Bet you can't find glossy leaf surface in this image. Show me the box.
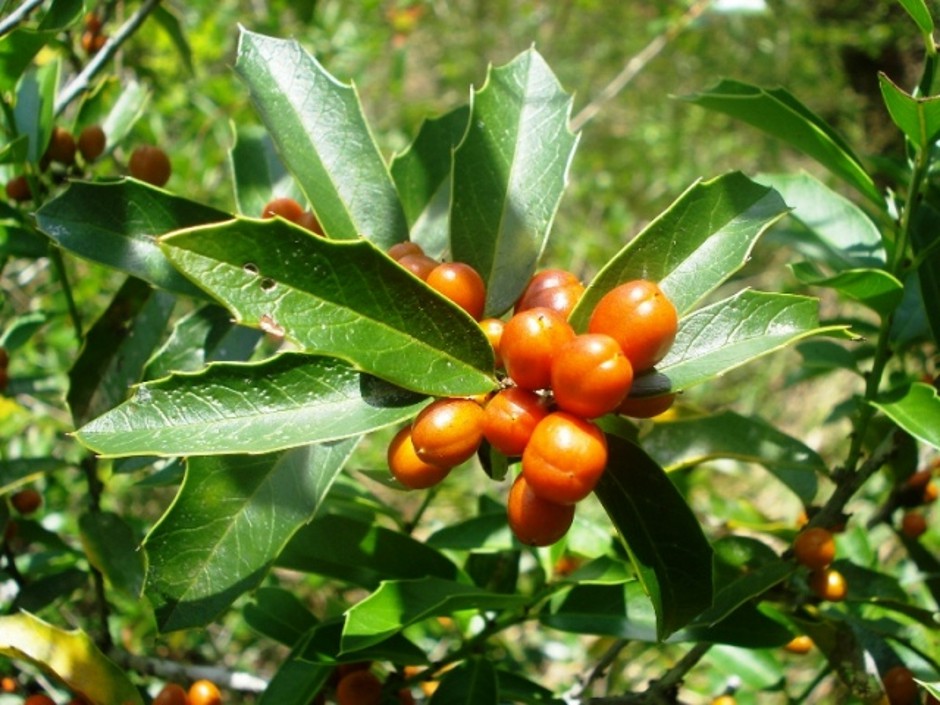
[878,72,940,150]
[872,382,940,450]
[790,263,903,317]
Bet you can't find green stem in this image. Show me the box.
[81,455,113,652]
[48,245,83,343]
[789,665,831,704]
[581,642,712,704]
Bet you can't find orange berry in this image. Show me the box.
[515,269,581,313]
[587,279,678,372]
[77,125,106,161]
[507,473,575,546]
[411,397,485,468]
[336,670,383,705]
[189,679,222,705]
[81,30,106,54]
[808,567,847,602]
[551,333,634,418]
[522,411,608,505]
[500,307,576,391]
[387,241,424,261]
[881,665,918,705]
[153,683,187,705]
[901,511,927,539]
[261,197,304,222]
[129,145,171,187]
[24,696,56,705]
[478,317,505,368]
[46,126,76,165]
[295,210,323,235]
[426,262,487,320]
[482,386,549,456]
[520,281,585,319]
[793,527,836,570]
[85,12,102,34]
[397,253,438,280]
[618,392,676,418]
[387,425,451,490]
[0,677,15,693]
[5,175,31,202]
[10,488,42,515]
[924,481,938,504]
[783,635,813,654]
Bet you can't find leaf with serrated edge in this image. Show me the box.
[451,48,579,316]
[235,28,407,247]
[76,354,424,458]
[569,172,789,327]
[658,290,850,392]
[159,218,496,396]
[0,612,143,704]
[872,382,940,451]
[145,440,356,632]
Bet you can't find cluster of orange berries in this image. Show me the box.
[897,466,937,540]
[384,241,680,547]
[307,661,423,705]
[81,11,107,55]
[153,680,222,705]
[5,124,107,202]
[792,525,847,602]
[259,196,324,235]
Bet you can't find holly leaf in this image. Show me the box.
[145,440,356,632]
[159,218,497,396]
[872,382,940,451]
[229,124,305,217]
[235,28,408,248]
[451,48,579,316]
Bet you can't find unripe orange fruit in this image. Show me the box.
[900,511,927,539]
[426,262,486,320]
[783,635,813,654]
[478,318,505,368]
[482,386,549,456]
[46,126,76,165]
[808,567,847,602]
[507,473,575,546]
[588,279,678,372]
[397,253,438,280]
[77,124,106,161]
[5,175,31,202]
[261,197,304,222]
[388,241,424,261]
[881,665,918,705]
[10,488,42,515]
[189,679,222,705]
[515,269,581,313]
[0,676,15,693]
[129,145,171,187]
[500,307,576,391]
[551,333,634,418]
[387,425,451,490]
[153,683,188,705]
[793,526,836,570]
[336,670,383,705]
[81,30,106,54]
[618,392,677,419]
[522,411,608,505]
[411,397,485,468]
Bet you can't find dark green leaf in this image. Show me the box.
[235,28,408,247]
[0,457,65,493]
[257,630,332,705]
[426,512,513,552]
[67,277,175,427]
[641,411,823,503]
[872,382,940,451]
[678,603,793,648]
[76,354,425,457]
[160,219,497,396]
[79,511,146,598]
[0,31,55,93]
[495,670,565,705]
[911,202,940,344]
[543,581,657,641]
[791,262,903,317]
[0,311,47,351]
[14,61,58,164]
[229,125,302,217]
[0,134,28,163]
[429,657,499,705]
[451,48,579,316]
[302,619,427,664]
[277,513,461,588]
[13,567,87,613]
[683,80,881,204]
[569,172,789,327]
[341,577,527,653]
[36,180,229,297]
[145,441,356,632]
[38,0,84,31]
[694,559,795,627]
[878,72,940,150]
[593,435,713,638]
[391,106,469,259]
[244,587,319,647]
[658,290,850,392]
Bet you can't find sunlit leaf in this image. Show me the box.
[878,72,940,150]
[872,382,940,451]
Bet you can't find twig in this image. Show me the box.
[114,652,269,692]
[54,0,162,116]
[0,0,45,38]
[566,638,630,701]
[570,0,713,132]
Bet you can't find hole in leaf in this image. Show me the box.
[243,263,259,275]
[260,277,276,291]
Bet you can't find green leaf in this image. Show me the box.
[683,80,881,204]
[658,290,849,392]
[257,632,332,705]
[569,172,789,327]
[0,457,66,494]
[693,559,795,627]
[593,434,713,639]
[144,440,356,632]
[160,219,497,396]
[543,581,658,641]
[229,125,302,217]
[67,277,175,427]
[872,382,940,451]
[79,511,146,598]
[756,172,885,268]
[0,310,47,350]
[341,577,527,653]
[15,61,58,164]
[235,28,407,247]
[641,411,823,503]
[76,354,426,457]
[152,4,193,74]
[793,617,886,702]
[495,670,564,705]
[450,48,579,316]
[0,30,55,93]
[878,72,940,150]
[390,105,470,259]
[790,262,903,317]
[303,618,428,664]
[277,513,460,588]
[244,587,319,647]
[0,612,143,705]
[143,304,261,380]
[13,568,87,613]
[707,644,784,690]
[36,180,229,297]
[101,80,150,149]
[429,657,499,705]
[911,202,940,345]
[38,0,84,31]
[898,0,934,35]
